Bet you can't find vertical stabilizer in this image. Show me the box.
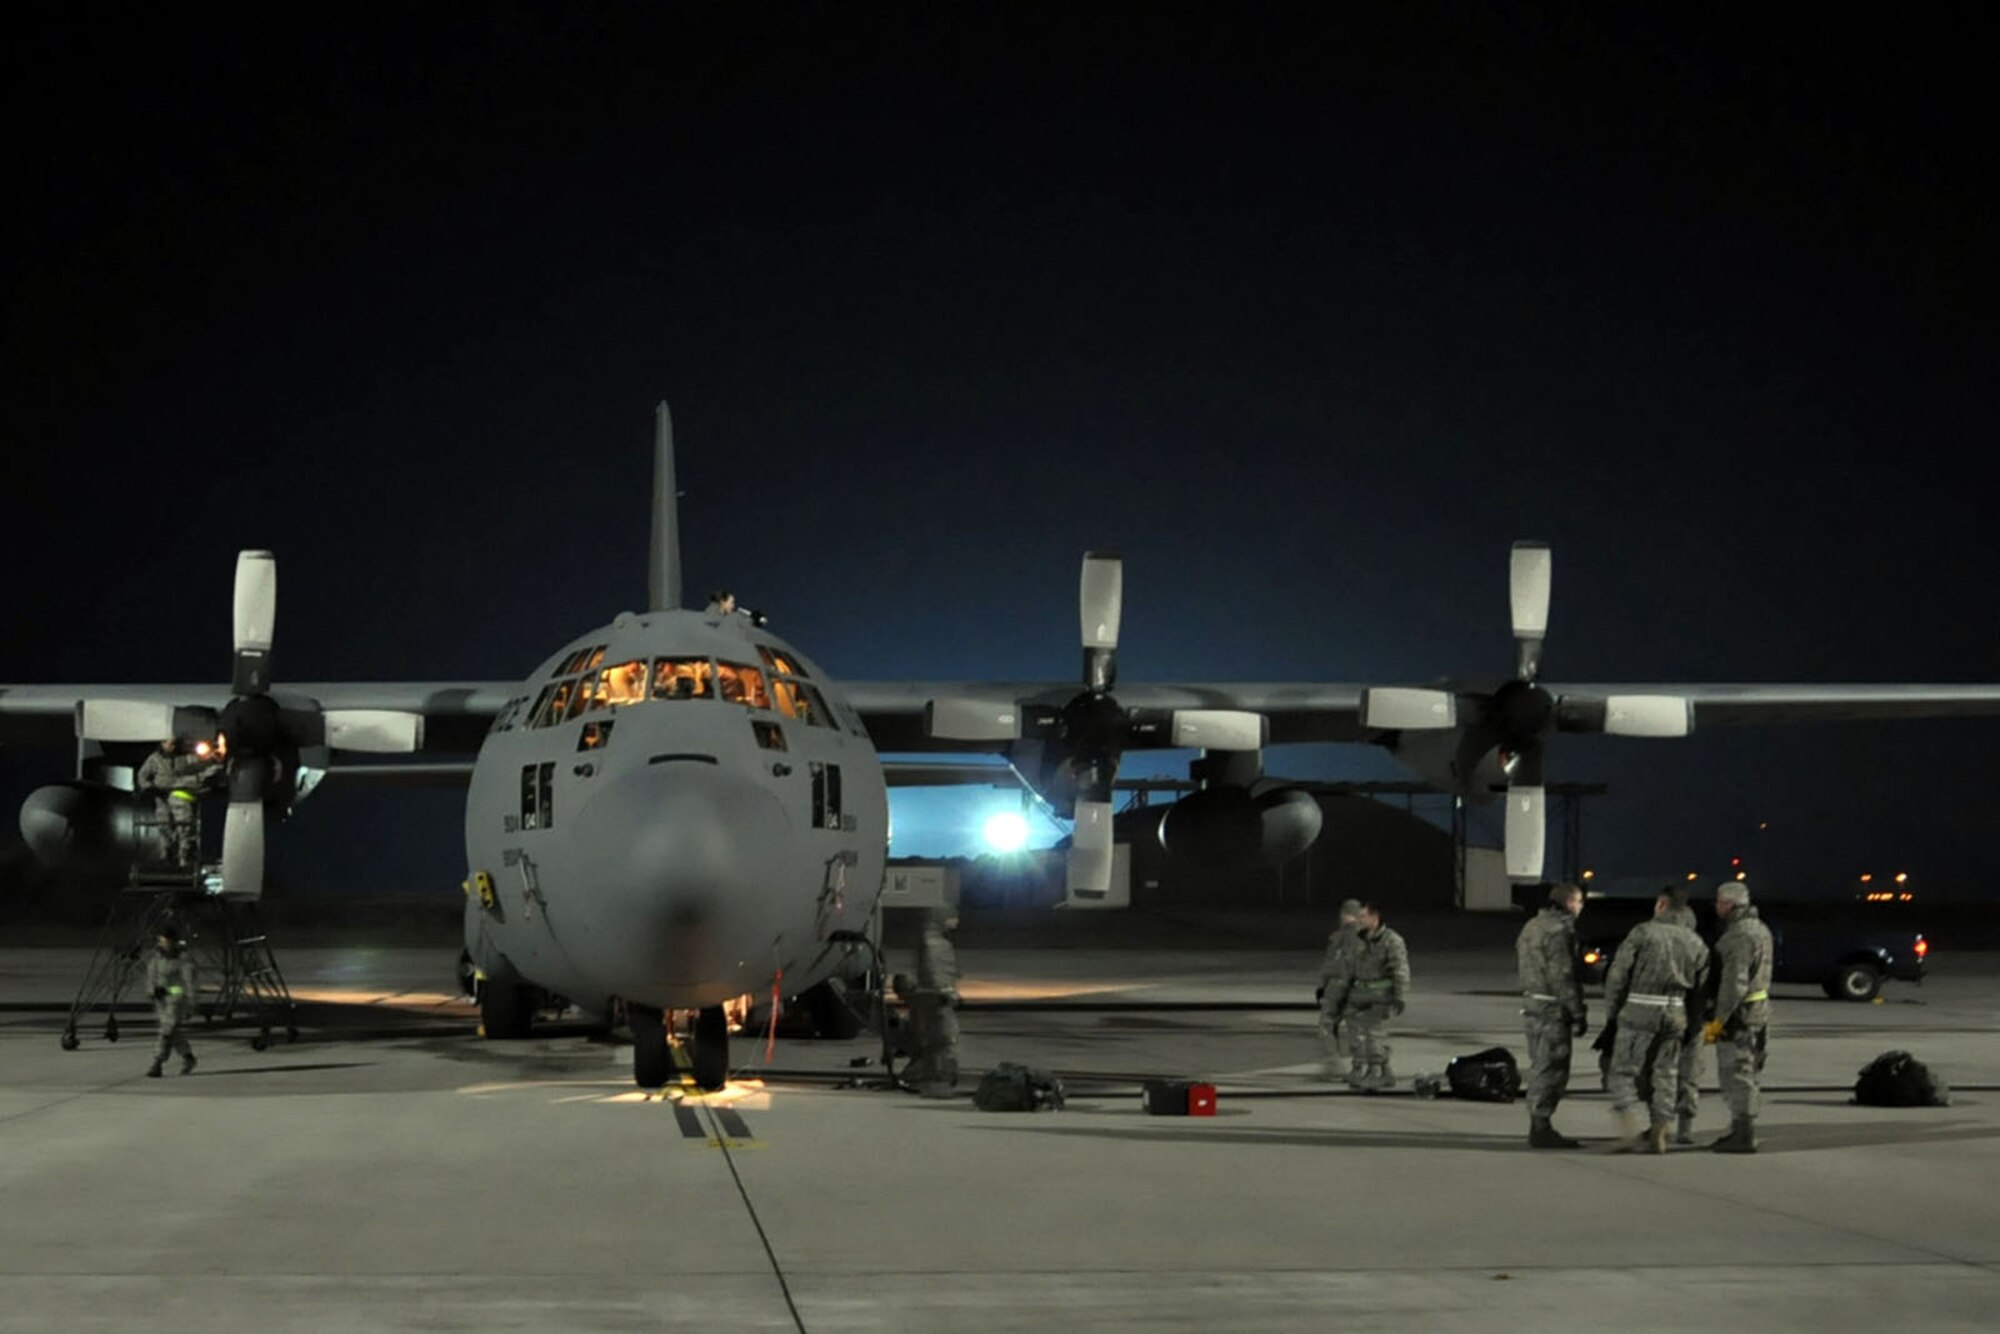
[648,402,682,612]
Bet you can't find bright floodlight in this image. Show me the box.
[982,810,1029,854]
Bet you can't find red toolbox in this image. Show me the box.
[1142,1079,1218,1116]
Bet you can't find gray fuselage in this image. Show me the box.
[462,607,888,1014]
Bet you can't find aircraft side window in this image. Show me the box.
[769,678,799,719]
[536,680,575,729]
[751,720,787,751]
[579,719,615,751]
[651,657,714,700]
[800,683,836,729]
[809,761,843,828]
[539,761,554,827]
[601,659,647,707]
[717,661,771,710]
[520,763,540,829]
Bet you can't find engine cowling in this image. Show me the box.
[1156,786,1323,867]
[19,783,152,872]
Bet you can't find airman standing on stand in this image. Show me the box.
[1323,902,1409,1091]
[1516,881,1588,1148]
[1704,881,1773,1153]
[1315,898,1363,1083]
[135,736,220,868]
[1604,889,1709,1152]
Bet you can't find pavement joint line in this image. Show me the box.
[704,1102,805,1333]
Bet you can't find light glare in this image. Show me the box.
[982,811,1029,853]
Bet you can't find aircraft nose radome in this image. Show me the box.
[572,763,795,988]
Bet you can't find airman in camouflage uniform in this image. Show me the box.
[903,908,960,1098]
[1315,898,1363,1082]
[145,927,198,1077]
[1323,903,1409,1091]
[1705,882,1773,1153]
[135,737,219,868]
[1516,882,1587,1148]
[1658,887,1708,1144]
[1604,891,1708,1152]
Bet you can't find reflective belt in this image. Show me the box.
[1744,990,1769,1002]
[167,986,184,996]
[169,789,197,802]
[1623,992,1684,1007]
[1524,992,1560,1002]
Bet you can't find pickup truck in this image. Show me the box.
[1568,895,1927,1002]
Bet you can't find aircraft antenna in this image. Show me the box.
[648,401,683,612]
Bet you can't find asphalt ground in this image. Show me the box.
[2,929,1997,1332]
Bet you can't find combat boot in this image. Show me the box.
[1712,1115,1759,1154]
[1675,1114,1696,1146]
[181,1053,197,1076]
[1648,1121,1670,1155]
[1528,1117,1582,1149]
[1611,1106,1645,1149]
[145,1061,163,1078]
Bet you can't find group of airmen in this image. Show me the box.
[1317,880,1775,1153]
[1521,878,1774,1153]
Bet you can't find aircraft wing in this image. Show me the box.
[848,680,2000,753]
[0,682,517,752]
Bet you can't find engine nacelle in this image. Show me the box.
[19,782,153,872]
[1156,785,1323,867]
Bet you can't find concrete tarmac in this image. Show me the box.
[3,932,1998,1332]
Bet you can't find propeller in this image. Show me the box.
[76,550,425,898]
[1361,541,1695,883]
[925,552,1266,899]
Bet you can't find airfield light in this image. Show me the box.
[1895,873,1908,884]
[982,810,1030,854]
[1686,872,1698,882]
[1735,872,1746,881]
[1580,869,1594,881]
[1730,856,1741,867]
[1899,892,1913,902]
[1859,874,1874,884]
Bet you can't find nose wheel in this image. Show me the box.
[631,1003,671,1089]
[692,1005,728,1091]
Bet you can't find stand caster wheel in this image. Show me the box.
[60,1031,79,1051]
[250,1032,269,1052]
[105,1019,120,1043]
[285,1027,299,1043]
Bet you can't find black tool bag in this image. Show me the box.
[973,1061,1067,1111]
[1445,1046,1523,1102]
[1853,1050,1950,1107]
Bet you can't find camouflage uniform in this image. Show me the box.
[1604,916,1708,1147]
[1516,905,1584,1132]
[146,942,197,1075]
[905,912,960,1098]
[135,746,216,867]
[1660,901,1707,1141]
[1315,910,1362,1081]
[1712,903,1773,1148]
[1325,923,1409,1090]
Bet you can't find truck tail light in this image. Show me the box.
[1915,935,1929,959]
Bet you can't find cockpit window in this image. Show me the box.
[758,646,809,679]
[598,659,648,707]
[651,657,714,700]
[535,679,576,728]
[581,645,606,675]
[716,661,771,710]
[771,677,834,728]
[565,673,606,721]
[556,648,588,677]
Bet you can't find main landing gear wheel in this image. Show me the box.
[692,1005,728,1091]
[479,978,535,1039]
[631,1003,671,1089]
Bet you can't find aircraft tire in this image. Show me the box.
[480,978,535,1039]
[692,1005,728,1091]
[631,1002,672,1088]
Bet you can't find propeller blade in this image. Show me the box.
[77,700,177,742]
[1602,694,1694,738]
[1167,709,1266,751]
[1504,784,1546,883]
[221,800,266,899]
[1065,798,1115,899]
[1360,687,1457,731]
[324,709,425,753]
[1080,552,1122,692]
[924,698,1022,742]
[1509,541,1551,681]
[232,550,277,695]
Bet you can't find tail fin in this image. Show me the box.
[648,402,682,612]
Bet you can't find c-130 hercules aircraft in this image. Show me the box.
[10,404,2000,1090]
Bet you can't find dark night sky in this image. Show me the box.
[4,5,1995,896]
